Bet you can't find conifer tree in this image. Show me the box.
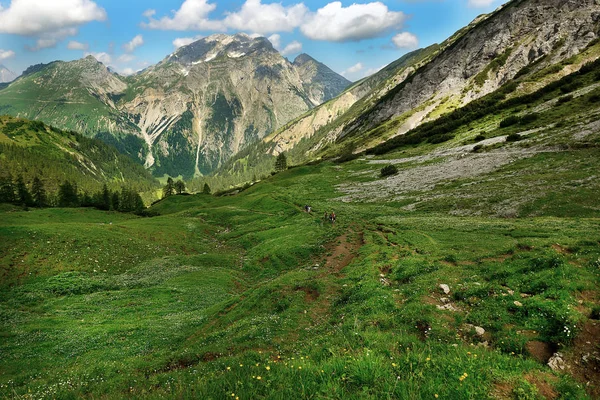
[0,172,15,204]
[174,180,186,194]
[111,191,119,211]
[275,152,287,172]
[31,176,47,207]
[58,180,79,207]
[15,175,34,206]
[163,177,175,198]
[202,183,211,195]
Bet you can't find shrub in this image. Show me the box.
[380,165,398,178]
[474,134,486,142]
[499,115,520,128]
[472,144,484,152]
[556,95,573,105]
[506,133,521,142]
[519,113,539,125]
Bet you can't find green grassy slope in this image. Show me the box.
[0,116,158,195]
[1,148,599,398]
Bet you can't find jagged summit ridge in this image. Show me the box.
[167,33,276,66]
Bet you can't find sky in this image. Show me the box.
[0,0,508,82]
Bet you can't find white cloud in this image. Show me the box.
[119,67,135,76]
[342,62,363,76]
[0,49,15,61]
[141,0,223,31]
[301,2,405,42]
[117,54,135,63]
[0,0,106,36]
[280,40,302,56]
[123,34,144,53]
[392,32,419,49]
[268,34,301,56]
[268,34,281,49]
[468,0,495,7]
[27,28,78,51]
[142,9,156,19]
[223,0,308,35]
[67,40,89,50]
[363,64,385,77]
[84,51,112,64]
[173,35,204,49]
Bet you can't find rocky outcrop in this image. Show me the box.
[343,0,600,139]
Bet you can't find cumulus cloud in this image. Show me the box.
[268,34,301,56]
[280,41,302,56]
[123,34,144,53]
[468,0,495,6]
[173,35,204,49]
[26,27,78,51]
[141,0,223,31]
[0,49,16,61]
[0,0,106,36]
[268,34,281,49]
[392,32,419,49]
[119,67,136,76]
[117,54,135,63]
[301,2,406,42]
[223,0,308,35]
[84,51,112,64]
[342,62,363,76]
[67,40,89,50]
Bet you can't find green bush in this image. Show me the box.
[506,133,521,142]
[380,165,398,177]
[556,95,573,105]
[500,115,520,128]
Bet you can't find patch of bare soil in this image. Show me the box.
[321,231,364,274]
[551,244,573,254]
[526,340,555,363]
[524,373,558,400]
[295,286,320,302]
[564,320,600,398]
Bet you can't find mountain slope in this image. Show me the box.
[233,0,600,172]
[0,34,350,178]
[0,116,158,195]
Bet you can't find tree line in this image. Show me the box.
[0,173,145,214]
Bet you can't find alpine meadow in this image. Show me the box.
[1,0,599,399]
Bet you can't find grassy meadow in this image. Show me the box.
[1,157,599,399]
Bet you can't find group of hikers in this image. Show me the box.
[304,204,336,224]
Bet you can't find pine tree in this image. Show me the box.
[163,177,175,198]
[0,172,15,204]
[31,176,47,207]
[110,191,120,211]
[15,175,34,206]
[275,152,287,172]
[58,180,79,207]
[202,183,211,195]
[174,180,186,194]
[99,184,111,210]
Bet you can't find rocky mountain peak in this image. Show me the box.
[293,53,316,66]
[168,33,276,66]
[0,64,17,83]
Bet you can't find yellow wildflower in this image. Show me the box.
[266,366,270,371]
[256,376,262,380]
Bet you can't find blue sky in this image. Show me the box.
[0,0,507,81]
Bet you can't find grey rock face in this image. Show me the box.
[344,0,600,138]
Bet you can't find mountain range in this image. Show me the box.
[0,33,350,178]
[0,0,599,183]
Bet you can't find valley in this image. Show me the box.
[1,0,599,398]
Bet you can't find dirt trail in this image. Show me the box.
[320,231,364,275]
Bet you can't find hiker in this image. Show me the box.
[330,211,336,224]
